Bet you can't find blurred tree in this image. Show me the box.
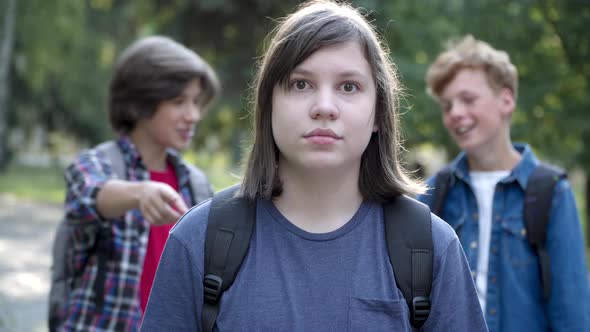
[0,0,16,169]
[536,0,590,242]
[4,0,589,206]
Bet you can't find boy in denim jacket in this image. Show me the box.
[418,35,589,332]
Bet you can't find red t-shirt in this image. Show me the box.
[139,162,179,313]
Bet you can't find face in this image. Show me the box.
[134,79,203,151]
[439,68,514,154]
[271,41,377,173]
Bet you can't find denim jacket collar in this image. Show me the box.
[448,143,539,189]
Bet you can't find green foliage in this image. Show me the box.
[4,0,590,200]
[6,0,589,162]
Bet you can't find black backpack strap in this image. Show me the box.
[384,195,433,329]
[432,166,453,217]
[524,162,566,299]
[202,185,256,332]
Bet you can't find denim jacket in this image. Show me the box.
[418,144,590,332]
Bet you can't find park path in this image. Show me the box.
[0,194,60,332]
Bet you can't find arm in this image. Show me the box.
[64,149,115,222]
[140,234,203,331]
[96,179,188,225]
[65,149,187,225]
[546,179,590,331]
[423,218,488,332]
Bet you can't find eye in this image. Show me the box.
[462,96,476,105]
[291,80,309,90]
[172,96,185,105]
[341,82,359,93]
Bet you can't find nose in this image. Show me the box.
[184,103,202,123]
[446,102,466,120]
[309,88,339,120]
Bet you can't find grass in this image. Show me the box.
[0,164,66,204]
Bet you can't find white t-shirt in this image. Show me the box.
[470,170,509,312]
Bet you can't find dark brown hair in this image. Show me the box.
[108,35,220,133]
[240,0,424,201]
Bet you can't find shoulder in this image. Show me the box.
[65,143,114,177]
[430,213,459,258]
[170,198,212,249]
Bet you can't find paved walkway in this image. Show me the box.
[0,195,60,332]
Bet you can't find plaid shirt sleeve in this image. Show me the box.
[64,148,114,222]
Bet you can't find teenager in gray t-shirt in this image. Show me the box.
[141,1,487,331]
[142,199,485,331]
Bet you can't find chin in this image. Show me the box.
[170,140,191,151]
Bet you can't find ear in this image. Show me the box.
[498,88,516,116]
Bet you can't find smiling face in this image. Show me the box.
[439,68,515,155]
[133,78,203,151]
[271,41,377,174]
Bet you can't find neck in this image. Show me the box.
[273,161,364,233]
[129,131,168,171]
[467,138,521,171]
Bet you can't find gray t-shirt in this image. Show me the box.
[140,198,487,331]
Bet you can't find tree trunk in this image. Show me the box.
[0,0,17,169]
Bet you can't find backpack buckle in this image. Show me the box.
[203,274,223,304]
[412,296,431,323]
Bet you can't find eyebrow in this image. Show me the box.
[291,68,370,81]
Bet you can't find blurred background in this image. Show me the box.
[0,0,588,331]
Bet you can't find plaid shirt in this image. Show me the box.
[60,136,212,332]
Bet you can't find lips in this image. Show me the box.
[454,124,475,137]
[178,129,194,140]
[303,128,342,145]
[303,128,342,139]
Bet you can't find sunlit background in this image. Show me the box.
[0,0,588,331]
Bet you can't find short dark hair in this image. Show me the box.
[108,35,220,133]
[240,0,424,201]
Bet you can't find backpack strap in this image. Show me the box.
[202,185,256,332]
[384,195,433,328]
[92,140,126,309]
[96,141,126,180]
[185,163,214,206]
[524,162,566,299]
[432,166,453,216]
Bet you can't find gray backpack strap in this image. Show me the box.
[185,164,214,205]
[95,141,126,179]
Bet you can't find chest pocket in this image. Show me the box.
[501,216,537,267]
[347,297,411,332]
